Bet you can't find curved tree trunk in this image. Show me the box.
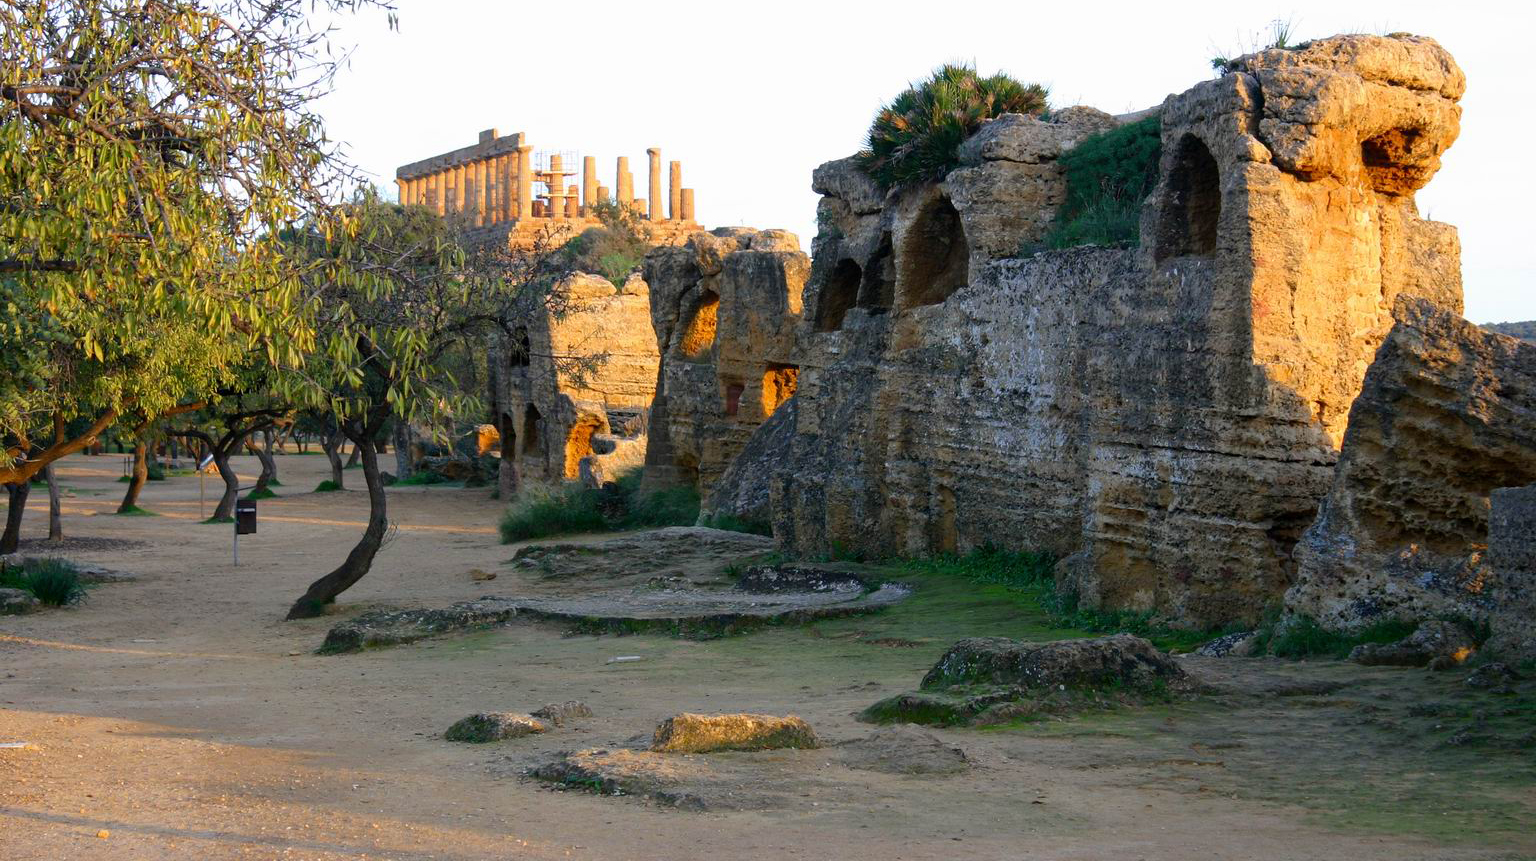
[321,429,345,489]
[286,436,387,619]
[344,444,361,468]
[2,481,30,554]
[45,466,62,541]
[250,431,277,493]
[211,450,239,520]
[119,439,150,513]
[392,421,414,480]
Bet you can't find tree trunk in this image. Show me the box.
[344,444,361,468]
[2,482,29,554]
[321,430,345,489]
[211,450,238,520]
[250,431,277,493]
[119,440,149,512]
[286,435,388,619]
[392,421,414,479]
[45,466,62,541]
[374,437,387,455]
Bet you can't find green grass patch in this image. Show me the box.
[893,547,1221,653]
[393,471,448,487]
[701,511,773,536]
[313,479,342,493]
[244,487,278,500]
[1249,611,1419,659]
[0,558,87,606]
[114,505,158,516]
[1036,115,1160,251]
[499,469,700,544]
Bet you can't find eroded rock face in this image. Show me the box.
[640,229,807,498]
[920,635,1187,691]
[1287,298,1536,656]
[649,713,819,753]
[444,712,546,743]
[769,34,1465,626]
[488,272,659,494]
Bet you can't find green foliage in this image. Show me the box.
[1249,611,1419,659]
[702,512,773,536]
[499,481,608,543]
[898,547,1220,652]
[114,505,157,516]
[499,469,701,543]
[858,64,1049,188]
[0,558,87,606]
[0,0,386,483]
[557,201,652,287]
[313,480,342,493]
[394,471,449,487]
[146,462,166,482]
[245,487,278,500]
[1037,116,1161,251]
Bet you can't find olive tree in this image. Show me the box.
[0,0,393,484]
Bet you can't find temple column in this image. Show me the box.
[647,147,662,222]
[598,184,610,205]
[669,161,682,221]
[395,178,406,205]
[565,193,580,219]
[616,156,632,205]
[549,154,565,221]
[681,188,695,222]
[453,164,467,216]
[498,154,513,223]
[583,156,598,215]
[516,145,533,220]
[429,172,443,215]
[473,158,485,225]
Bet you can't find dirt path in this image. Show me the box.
[2,454,1532,860]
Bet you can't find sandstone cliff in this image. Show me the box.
[1287,298,1536,656]
[765,34,1467,625]
[639,229,807,498]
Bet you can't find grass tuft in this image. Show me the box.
[115,505,158,516]
[0,558,88,606]
[1249,611,1418,659]
[1036,115,1160,251]
[245,487,278,500]
[499,469,700,544]
[857,64,1049,188]
[393,471,448,487]
[313,479,342,493]
[701,512,773,536]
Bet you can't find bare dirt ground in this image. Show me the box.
[2,452,1533,860]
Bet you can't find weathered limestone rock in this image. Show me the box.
[1287,298,1536,654]
[489,272,659,490]
[0,587,39,615]
[920,635,1187,691]
[530,701,593,727]
[837,725,971,775]
[1488,486,1536,660]
[769,34,1466,625]
[319,601,519,653]
[444,712,546,742]
[702,395,796,527]
[640,229,807,499]
[650,713,819,753]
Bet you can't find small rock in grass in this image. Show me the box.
[0,588,39,615]
[468,569,497,582]
[531,701,593,727]
[650,713,818,753]
[444,712,546,743]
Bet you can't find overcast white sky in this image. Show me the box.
[316,0,1534,323]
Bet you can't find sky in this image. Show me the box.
[315,0,1534,323]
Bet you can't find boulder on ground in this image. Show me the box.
[837,725,970,775]
[0,587,39,615]
[531,701,593,727]
[444,712,546,743]
[1349,620,1477,669]
[650,713,818,753]
[319,601,518,653]
[1195,631,1257,658]
[1465,662,1522,692]
[921,634,1187,691]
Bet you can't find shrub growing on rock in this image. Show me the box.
[1041,115,1161,249]
[858,64,1049,188]
[0,558,86,607]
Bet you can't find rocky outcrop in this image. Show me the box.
[921,634,1187,691]
[769,34,1466,625]
[640,229,807,498]
[444,712,546,743]
[1348,620,1477,669]
[488,272,659,495]
[702,395,797,527]
[650,713,819,753]
[1287,298,1536,655]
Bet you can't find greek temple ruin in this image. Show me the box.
[395,129,700,247]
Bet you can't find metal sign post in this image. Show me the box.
[233,493,257,566]
[198,453,214,520]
